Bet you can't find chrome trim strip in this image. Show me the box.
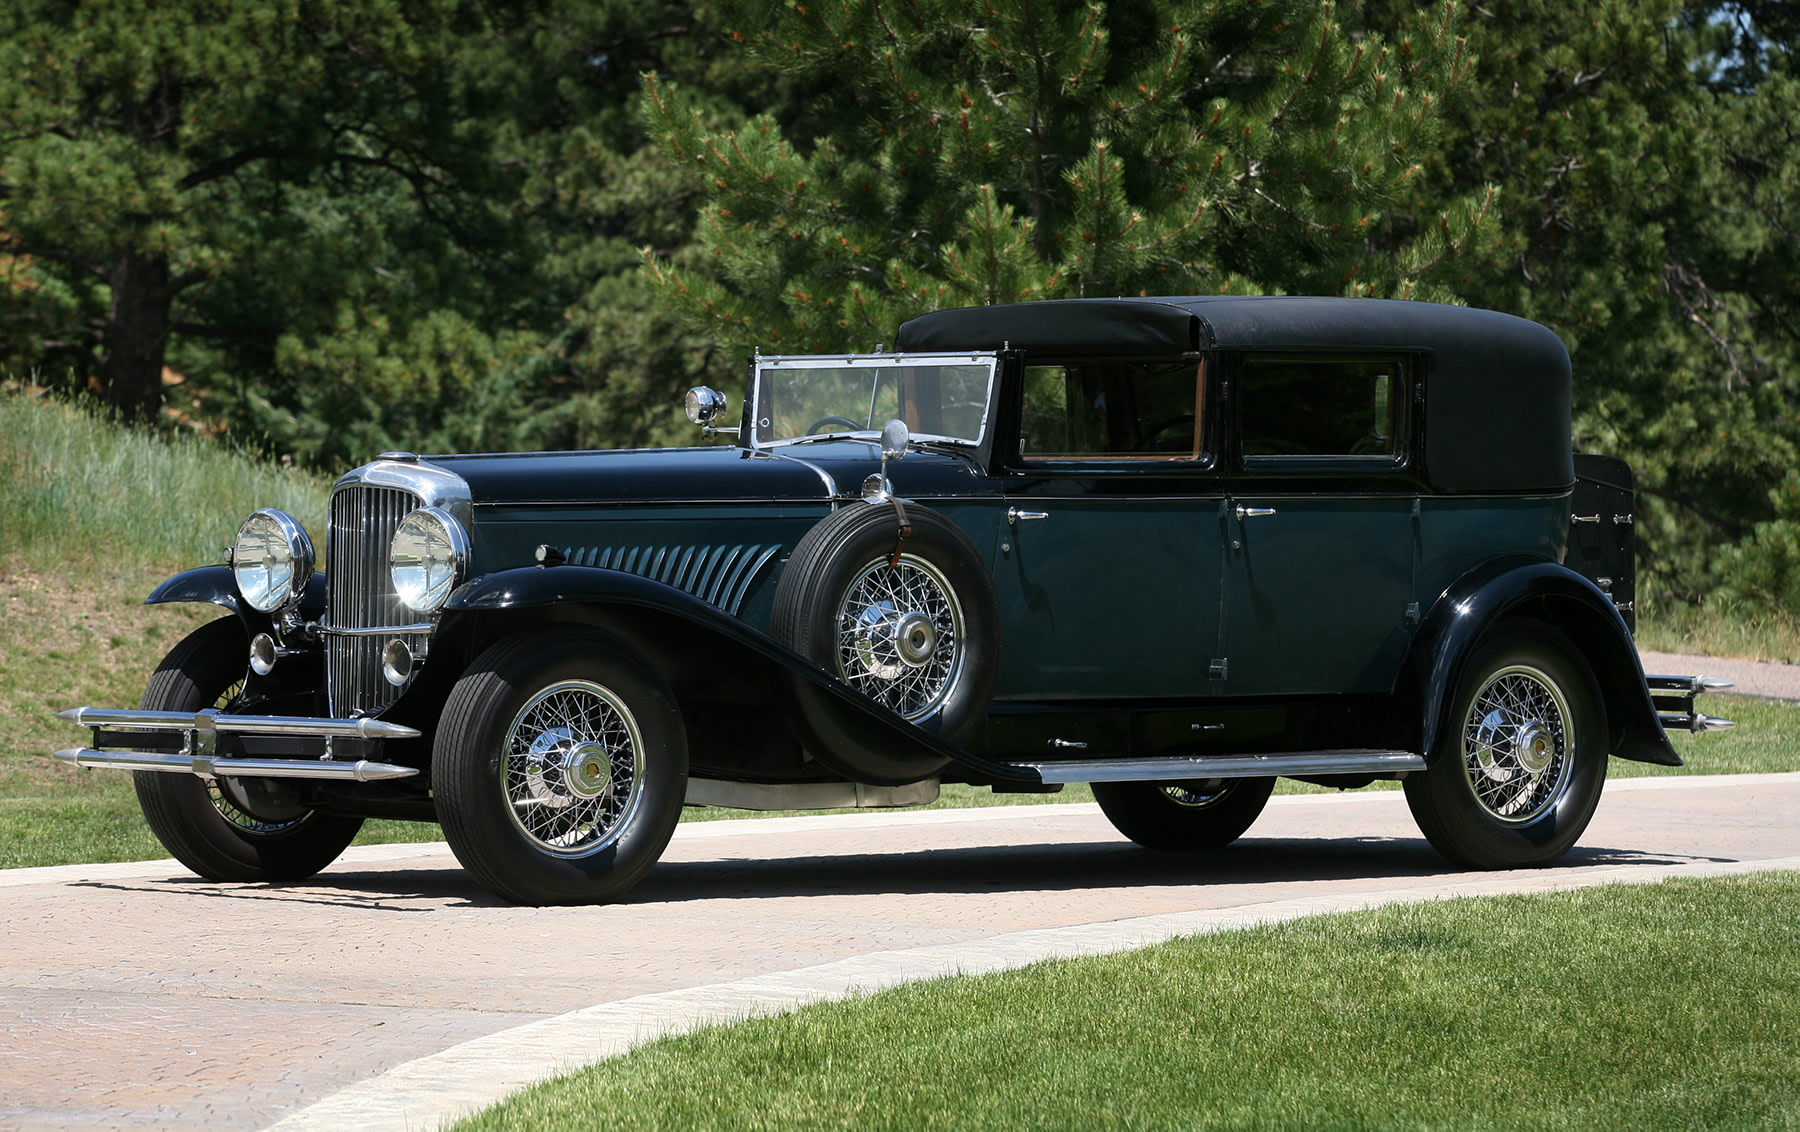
[317,622,437,637]
[764,451,840,502]
[53,748,418,781]
[1016,749,1424,784]
[59,707,420,740]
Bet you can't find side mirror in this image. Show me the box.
[880,419,910,461]
[685,387,728,426]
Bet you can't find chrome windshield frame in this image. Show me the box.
[747,351,1000,452]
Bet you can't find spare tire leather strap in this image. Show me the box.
[888,496,912,570]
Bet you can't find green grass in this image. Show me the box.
[455,872,1800,1131]
[1635,591,1800,664]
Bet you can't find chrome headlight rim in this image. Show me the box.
[389,506,470,614]
[233,508,315,614]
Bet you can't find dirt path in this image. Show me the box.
[2,773,1797,1131]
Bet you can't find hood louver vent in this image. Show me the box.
[562,543,781,616]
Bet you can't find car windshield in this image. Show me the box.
[751,353,997,448]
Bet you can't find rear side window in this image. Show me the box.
[1239,357,1402,460]
[1020,360,1205,460]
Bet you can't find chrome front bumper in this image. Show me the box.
[54,707,422,782]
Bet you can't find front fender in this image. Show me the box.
[1402,557,1678,767]
[440,566,1036,784]
[145,565,326,629]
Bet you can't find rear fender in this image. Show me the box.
[438,566,1035,785]
[1401,558,1678,767]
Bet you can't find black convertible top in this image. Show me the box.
[896,297,1573,494]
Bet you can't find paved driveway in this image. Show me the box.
[2,772,1797,1130]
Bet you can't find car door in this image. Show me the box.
[1218,354,1419,696]
[991,357,1225,700]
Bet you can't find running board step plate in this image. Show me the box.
[1011,749,1424,785]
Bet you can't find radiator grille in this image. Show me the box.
[327,484,422,717]
[563,543,780,616]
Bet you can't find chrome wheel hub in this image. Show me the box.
[1462,664,1573,823]
[838,554,965,721]
[504,680,644,856]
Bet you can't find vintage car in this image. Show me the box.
[56,296,1735,905]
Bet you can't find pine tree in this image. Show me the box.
[1360,0,1800,606]
[641,0,1496,356]
[0,1,509,424]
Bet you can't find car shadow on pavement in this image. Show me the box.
[64,839,1728,909]
[614,837,1721,905]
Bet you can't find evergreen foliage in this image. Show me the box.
[1359,0,1800,602]
[641,0,1497,356]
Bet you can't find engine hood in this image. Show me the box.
[420,445,845,507]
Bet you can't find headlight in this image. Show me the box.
[233,509,315,613]
[390,507,469,613]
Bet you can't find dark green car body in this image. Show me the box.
[62,296,1727,903]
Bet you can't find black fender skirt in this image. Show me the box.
[442,566,1038,784]
[1403,557,1679,767]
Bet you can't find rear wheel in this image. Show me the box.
[133,617,364,882]
[1093,777,1275,850]
[434,628,687,906]
[1404,627,1608,869]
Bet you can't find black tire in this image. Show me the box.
[1093,777,1276,851]
[1404,627,1608,869]
[771,500,1000,781]
[434,628,688,906]
[133,617,364,882]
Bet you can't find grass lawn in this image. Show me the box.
[454,871,1800,1131]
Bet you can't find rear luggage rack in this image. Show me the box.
[1645,673,1737,733]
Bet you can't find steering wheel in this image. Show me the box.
[807,416,863,434]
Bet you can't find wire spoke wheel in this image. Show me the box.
[1461,664,1573,823]
[134,617,362,882]
[502,679,645,857]
[835,553,966,721]
[1404,629,1607,870]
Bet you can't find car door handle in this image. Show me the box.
[1235,506,1277,520]
[1007,508,1049,524]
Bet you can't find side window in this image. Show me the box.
[1239,357,1402,460]
[1020,360,1205,460]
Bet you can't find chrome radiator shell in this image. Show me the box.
[323,457,472,718]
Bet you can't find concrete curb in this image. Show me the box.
[265,851,1800,1132]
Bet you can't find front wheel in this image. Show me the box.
[434,628,688,906]
[1093,777,1275,850]
[1404,627,1608,869]
[133,617,364,882]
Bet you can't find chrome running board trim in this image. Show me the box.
[58,707,420,740]
[1013,749,1424,785]
[53,748,419,782]
[684,778,939,811]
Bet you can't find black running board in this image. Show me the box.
[1006,749,1424,785]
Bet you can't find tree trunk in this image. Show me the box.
[100,247,176,423]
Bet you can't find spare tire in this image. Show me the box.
[771,499,1001,783]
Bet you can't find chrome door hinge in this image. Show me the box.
[1209,658,1229,680]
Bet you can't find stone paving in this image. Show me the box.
[2,774,1797,1130]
